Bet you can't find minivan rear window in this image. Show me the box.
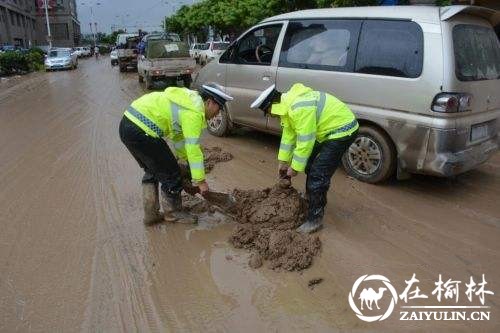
[453,24,500,81]
[355,20,423,78]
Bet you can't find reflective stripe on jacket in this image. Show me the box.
[271,83,358,172]
[124,87,207,181]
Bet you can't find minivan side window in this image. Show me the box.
[355,20,423,78]
[222,24,282,65]
[279,20,361,72]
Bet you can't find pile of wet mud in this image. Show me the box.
[228,185,321,271]
[203,146,233,173]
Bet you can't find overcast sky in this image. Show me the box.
[77,0,197,34]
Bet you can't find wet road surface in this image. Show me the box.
[1,58,499,332]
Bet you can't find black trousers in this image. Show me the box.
[119,116,182,196]
[304,132,357,221]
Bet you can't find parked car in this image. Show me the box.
[0,45,16,52]
[193,5,500,183]
[110,49,118,66]
[73,46,91,58]
[198,41,229,65]
[190,43,208,63]
[137,38,195,89]
[45,48,78,71]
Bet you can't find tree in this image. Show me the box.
[333,0,377,6]
[98,30,126,45]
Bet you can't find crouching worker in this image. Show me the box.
[251,83,358,233]
[119,83,233,225]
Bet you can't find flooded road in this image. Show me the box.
[1,58,499,332]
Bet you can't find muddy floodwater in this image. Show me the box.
[1,58,499,332]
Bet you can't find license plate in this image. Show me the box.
[470,122,489,142]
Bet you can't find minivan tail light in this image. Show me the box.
[431,93,472,113]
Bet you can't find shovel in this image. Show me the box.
[183,182,235,210]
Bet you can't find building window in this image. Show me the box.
[51,23,69,40]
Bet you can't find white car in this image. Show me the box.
[74,46,90,58]
[45,48,78,71]
[199,41,229,65]
[73,46,91,58]
[189,43,208,63]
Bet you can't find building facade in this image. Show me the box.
[0,0,37,47]
[35,0,80,47]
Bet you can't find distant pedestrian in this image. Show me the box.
[94,46,99,59]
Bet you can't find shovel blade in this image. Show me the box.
[203,191,235,209]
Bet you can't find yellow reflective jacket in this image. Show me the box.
[271,83,358,172]
[124,87,206,182]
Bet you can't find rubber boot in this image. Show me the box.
[297,218,323,234]
[161,191,197,224]
[142,183,163,226]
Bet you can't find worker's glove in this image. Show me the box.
[287,167,298,178]
[278,161,289,178]
[197,180,209,196]
[178,162,191,181]
[182,181,199,196]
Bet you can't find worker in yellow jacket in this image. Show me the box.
[251,83,358,233]
[119,83,233,225]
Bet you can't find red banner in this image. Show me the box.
[36,0,56,14]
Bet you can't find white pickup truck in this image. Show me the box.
[116,33,140,72]
[137,39,196,90]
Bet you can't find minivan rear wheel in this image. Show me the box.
[342,126,396,183]
[207,107,231,137]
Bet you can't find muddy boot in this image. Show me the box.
[297,218,323,234]
[142,183,163,226]
[161,191,197,224]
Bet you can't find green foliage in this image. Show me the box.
[435,0,451,6]
[99,30,126,45]
[333,0,377,6]
[165,0,300,37]
[0,49,45,76]
[316,0,333,8]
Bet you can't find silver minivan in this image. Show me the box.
[193,5,500,183]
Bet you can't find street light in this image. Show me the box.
[80,1,100,45]
[40,0,53,48]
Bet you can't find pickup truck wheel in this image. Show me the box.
[145,75,153,90]
[207,106,232,137]
[342,125,396,184]
[182,75,192,88]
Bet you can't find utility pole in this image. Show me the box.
[43,0,52,48]
[90,6,96,46]
[94,22,99,44]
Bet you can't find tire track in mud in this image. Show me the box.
[80,62,164,331]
